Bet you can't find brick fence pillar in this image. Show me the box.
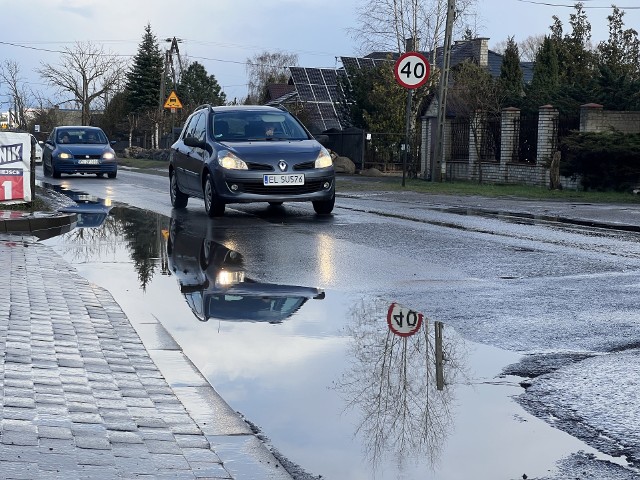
[501,107,520,166]
[580,103,604,132]
[537,105,559,166]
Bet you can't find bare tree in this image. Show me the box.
[38,41,127,125]
[0,60,33,130]
[351,0,478,58]
[519,34,545,62]
[449,61,505,184]
[245,51,298,105]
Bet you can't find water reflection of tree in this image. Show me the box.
[334,297,468,471]
[58,206,169,291]
[110,207,169,290]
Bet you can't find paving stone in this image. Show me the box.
[38,425,73,440]
[107,430,144,444]
[145,439,183,455]
[75,435,111,450]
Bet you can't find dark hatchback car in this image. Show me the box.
[169,105,335,217]
[42,126,118,179]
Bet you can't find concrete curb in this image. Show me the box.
[0,210,77,239]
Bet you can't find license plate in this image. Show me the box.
[78,159,99,165]
[263,174,304,186]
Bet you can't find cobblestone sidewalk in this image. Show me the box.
[0,238,269,479]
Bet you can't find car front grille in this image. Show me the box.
[246,162,273,171]
[73,154,102,160]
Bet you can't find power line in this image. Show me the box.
[515,0,640,8]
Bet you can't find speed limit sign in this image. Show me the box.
[394,51,431,89]
[387,302,424,337]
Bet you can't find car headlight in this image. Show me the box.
[315,147,333,169]
[218,150,248,170]
[58,152,73,159]
[102,152,115,160]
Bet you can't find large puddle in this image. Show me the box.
[40,187,627,479]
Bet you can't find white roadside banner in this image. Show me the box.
[0,132,32,204]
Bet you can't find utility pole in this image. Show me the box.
[158,37,183,148]
[430,0,455,181]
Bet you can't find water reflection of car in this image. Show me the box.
[167,213,325,323]
[52,186,112,228]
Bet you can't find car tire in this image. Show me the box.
[313,195,335,215]
[108,171,117,179]
[170,170,189,208]
[96,173,104,178]
[52,164,61,179]
[268,201,283,206]
[204,173,225,217]
[43,161,51,177]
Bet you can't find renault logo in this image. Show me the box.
[278,160,287,172]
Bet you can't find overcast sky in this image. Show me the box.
[1,0,639,107]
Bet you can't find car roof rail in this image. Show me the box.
[194,104,212,113]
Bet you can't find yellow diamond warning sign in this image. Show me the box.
[163,91,183,109]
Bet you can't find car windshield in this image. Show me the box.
[57,129,107,145]
[211,110,310,142]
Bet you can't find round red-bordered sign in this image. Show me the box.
[394,51,431,89]
[387,302,424,337]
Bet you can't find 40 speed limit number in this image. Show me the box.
[393,51,430,89]
[387,303,424,337]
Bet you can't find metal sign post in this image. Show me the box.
[394,52,430,187]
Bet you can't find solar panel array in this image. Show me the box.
[340,56,394,77]
[287,57,394,132]
[289,67,344,131]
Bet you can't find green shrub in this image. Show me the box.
[559,131,640,191]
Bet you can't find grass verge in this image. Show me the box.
[337,176,640,204]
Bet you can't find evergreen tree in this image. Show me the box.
[177,62,226,110]
[596,6,640,109]
[499,36,524,107]
[125,24,163,113]
[526,36,560,110]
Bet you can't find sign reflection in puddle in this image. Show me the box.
[332,297,466,471]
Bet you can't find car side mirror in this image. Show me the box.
[110,140,116,146]
[184,136,207,150]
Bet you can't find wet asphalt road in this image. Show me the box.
[36,168,640,479]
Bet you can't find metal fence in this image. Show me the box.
[450,118,470,161]
[479,116,501,161]
[517,113,538,164]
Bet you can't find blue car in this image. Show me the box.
[169,105,335,217]
[42,126,118,179]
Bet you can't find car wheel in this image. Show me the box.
[96,173,104,178]
[204,174,225,217]
[312,195,335,215]
[43,161,51,177]
[52,163,61,179]
[108,171,117,179]
[268,201,283,206]
[170,170,188,208]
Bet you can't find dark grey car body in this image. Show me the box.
[169,105,335,217]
